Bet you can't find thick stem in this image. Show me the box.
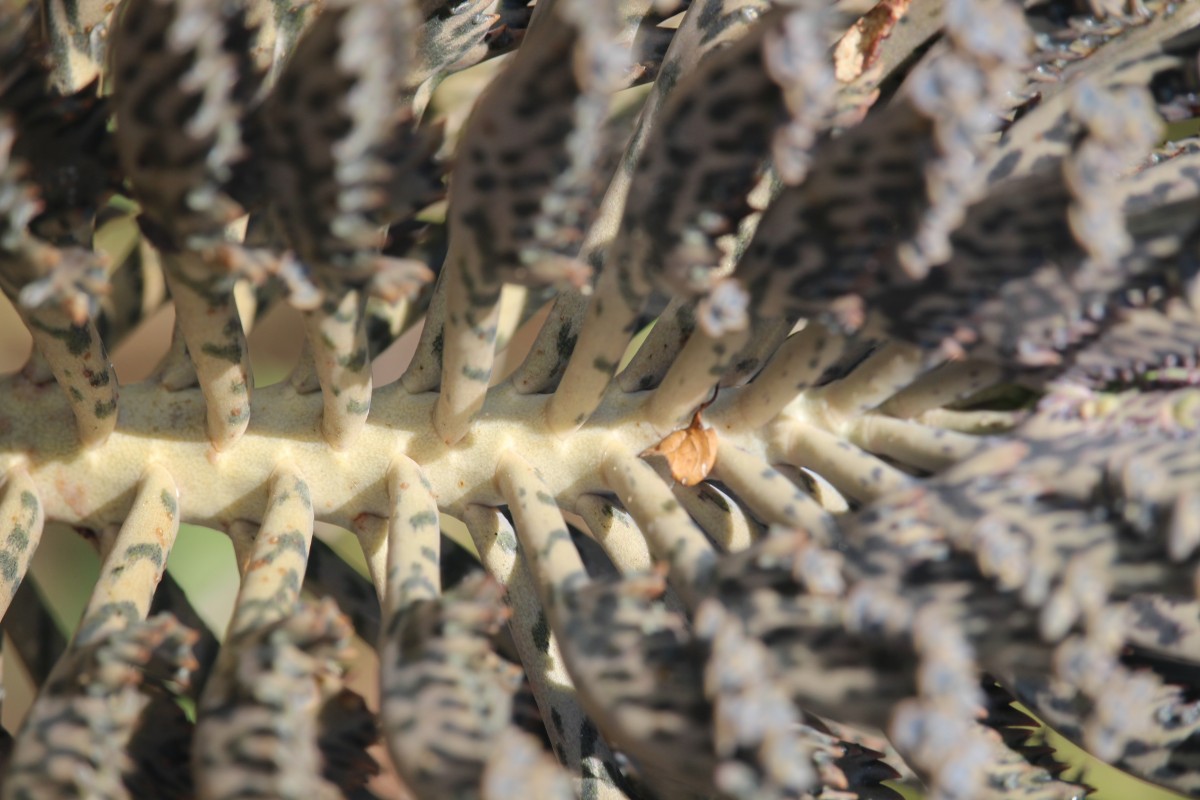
[1,376,794,534]
[157,320,199,390]
[382,456,441,621]
[601,451,716,607]
[224,465,314,641]
[814,341,929,421]
[545,261,644,433]
[916,408,1024,434]
[880,360,1003,419]
[463,504,631,800]
[304,290,372,449]
[511,291,590,394]
[848,414,988,473]
[573,494,656,575]
[717,322,845,431]
[719,316,793,389]
[495,451,589,613]
[352,513,389,603]
[162,251,252,450]
[22,307,118,447]
[617,298,694,393]
[75,464,180,647]
[434,251,503,445]
[401,268,448,394]
[771,418,914,504]
[495,283,539,354]
[671,480,761,552]
[644,327,751,430]
[711,441,837,543]
[0,468,44,618]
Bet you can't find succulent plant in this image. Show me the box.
[4,0,1200,797]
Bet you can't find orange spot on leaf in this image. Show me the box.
[642,407,719,487]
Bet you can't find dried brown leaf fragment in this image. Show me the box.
[643,403,720,486]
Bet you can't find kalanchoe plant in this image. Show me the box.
[4,0,1200,797]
